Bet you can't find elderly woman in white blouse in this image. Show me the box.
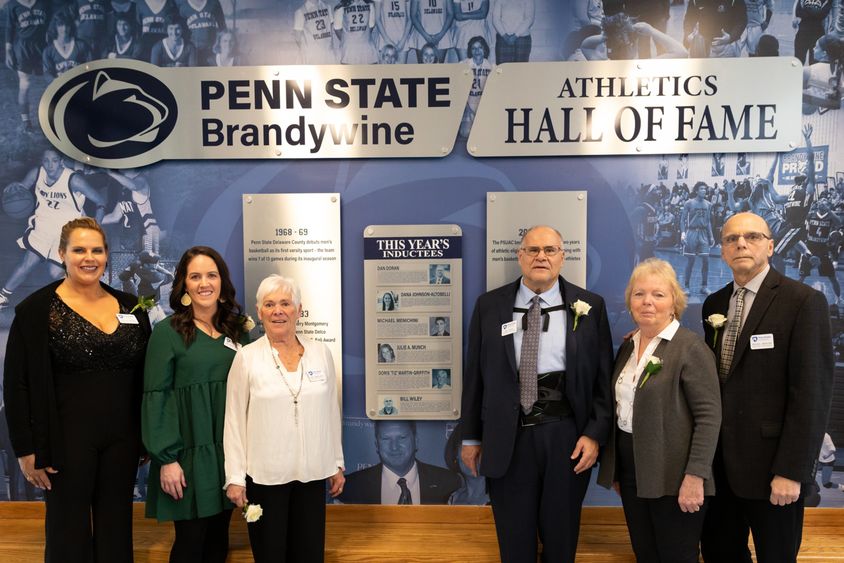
[597,258,720,563]
[224,274,344,563]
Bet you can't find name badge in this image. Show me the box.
[750,333,774,350]
[307,369,326,382]
[224,337,240,351]
[116,313,138,324]
[501,320,518,336]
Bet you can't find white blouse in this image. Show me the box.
[224,335,344,487]
[615,319,679,434]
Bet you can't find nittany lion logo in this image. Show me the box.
[46,66,177,160]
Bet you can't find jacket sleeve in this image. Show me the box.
[583,297,614,445]
[460,298,484,441]
[679,336,722,480]
[773,288,833,482]
[141,324,183,465]
[3,317,34,458]
[223,348,249,487]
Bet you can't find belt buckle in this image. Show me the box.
[520,415,538,427]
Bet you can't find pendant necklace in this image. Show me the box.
[271,345,304,426]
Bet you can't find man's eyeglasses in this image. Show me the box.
[521,246,562,257]
[721,232,772,246]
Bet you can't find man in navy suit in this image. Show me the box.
[338,420,460,504]
[460,225,613,562]
[701,212,833,563]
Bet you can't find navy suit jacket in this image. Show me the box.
[461,276,614,479]
[702,268,833,499]
[337,460,461,504]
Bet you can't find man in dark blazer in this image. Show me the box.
[338,420,460,504]
[460,225,613,563]
[701,212,833,563]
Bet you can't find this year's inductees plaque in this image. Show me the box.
[364,224,462,420]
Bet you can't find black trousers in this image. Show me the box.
[616,430,708,563]
[170,509,233,563]
[488,417,590,563]
[245,476,326,563]
[44,414,139,562]
[701,449,804,563]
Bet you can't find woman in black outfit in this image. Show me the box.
[3,217,151,563]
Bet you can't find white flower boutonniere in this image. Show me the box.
[705,313,728,348]
[570,299,592,332]
[243,503,263,523]
[639,356,663,389]
[242,315,256,332]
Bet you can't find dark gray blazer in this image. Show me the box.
[597,326,721,498]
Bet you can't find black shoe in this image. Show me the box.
[823,482,834,488]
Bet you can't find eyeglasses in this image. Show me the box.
[721,232,772,246]
[520,246,562,257]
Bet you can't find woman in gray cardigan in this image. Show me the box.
[598,258,721,563]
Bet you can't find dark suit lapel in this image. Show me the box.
[560,278,580,400]
[500,282,519,376]
[729,269,779,376]
[706,284,732,368]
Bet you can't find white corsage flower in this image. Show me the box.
[570,299,592,332]
[706,313,728,348]
[243,503,263,523]
[242,315,256,332]
[639,356,663,389]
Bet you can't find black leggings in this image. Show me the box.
[170,509,233,563]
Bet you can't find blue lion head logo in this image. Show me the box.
[46,67,178,160]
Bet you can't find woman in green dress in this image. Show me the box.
[142,246,251,563]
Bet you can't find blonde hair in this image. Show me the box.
[624,258,687,319]
[59,217,108,254]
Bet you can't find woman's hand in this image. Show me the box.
[678,474,705,513]
[328,468,345,498]
[226,484,248,508]
[160,461,187,500]
[18,454,57,490]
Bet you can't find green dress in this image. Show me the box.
[142,317,248,521]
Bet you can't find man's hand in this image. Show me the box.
[461,445,482,477]
[571,436,599,474]
[770,475,801,506]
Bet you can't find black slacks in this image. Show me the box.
[488,417,590,563]
[170,509,233,563]
[245,476,327,563]
[701,449,804,563]
[616,430,708,563]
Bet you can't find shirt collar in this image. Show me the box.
[736,264,770,296]
[632,317,680,347]
[517,278,562,307]
[382,461,419,485]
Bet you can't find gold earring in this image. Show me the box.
[180,293,192,307]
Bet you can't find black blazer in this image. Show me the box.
[3,279,151,470]
[337,460,461,504]
[701,268,833,499]
[461,276,614,479]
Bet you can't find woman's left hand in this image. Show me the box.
[678,474,705,513]
[328,468,345,498]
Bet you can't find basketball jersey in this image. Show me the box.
[414,0,453,47]
[335,0,378,63]
[744,0,771,25]
[76,0,110,40]
[31,167,84,229]
[784,185,812,226]
[137,0,176,37]
[806,210,832,244]
[453,0,488,51]
[178,0,225,53]
[466,57,491,112]
[294,0,335,63]
[43,39,92,77]
[375,0,409,47]
[686,199,711,230]
[4,0,48,43]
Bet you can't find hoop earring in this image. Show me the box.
[180,293,192,307]
[219,297,226,304]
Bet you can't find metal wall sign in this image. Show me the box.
[40,59,473,168]
[468,57,803,157]
[242,193,343,395]
[363,225,462,420]
[486,192,587,291]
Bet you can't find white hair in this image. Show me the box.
[256,274,301,307]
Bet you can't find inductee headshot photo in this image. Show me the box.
[379,398,398,416]
[429,264,451,285]
[377,343,396,363]
[379,290,398,311]
[432,369,451,389]
[337,421,461,505]
[430,316,450,336]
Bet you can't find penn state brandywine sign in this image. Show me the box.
[39,59,473,168]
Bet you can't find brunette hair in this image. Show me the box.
[169,246,243,345]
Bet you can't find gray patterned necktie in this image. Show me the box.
[397,477,412,505]
[520,295,541,413]
[719,287,746,380]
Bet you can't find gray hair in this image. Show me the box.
[519,225,563,245]
[256,274,301,307]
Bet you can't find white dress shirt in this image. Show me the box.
[615,318,680,434]
[224,335,344,487]
[514,279,567,373]
[380,462,421,504]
